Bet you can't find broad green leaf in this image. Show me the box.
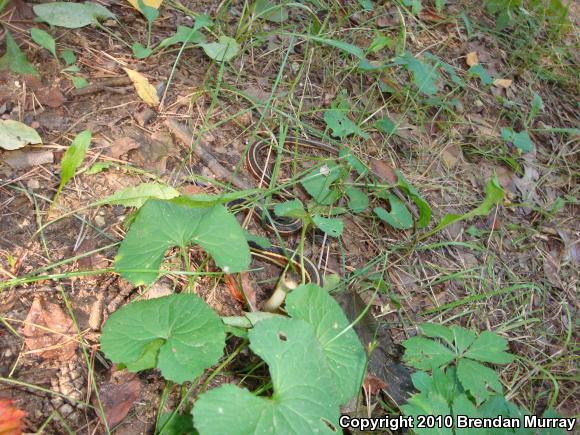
[30,28,57,58]
[368,34,392,53]
[397,52,440,96]
[420,323,455,348]
[115,200,250,285]
[403,337,456,370]
[301,162,343,205]
[397,170,431,228]
[450,326,477,355]
[469,64,493,85]
[358,0,374,10]
[131,42,153,59]
[345,186,368,213]
[157,412,196,435]
[59,130,91,189]
[431,366,462,404]
[401,391,452,435]
[453,394,486,435]
[201,36,240,62]
[285,284,367,404]
[157,26,205,49]
[0,31,39,77]
[375,116,397,135]
[324,108,369,139]
[33,2,115,29]
[243,231,271,249]
[97,182,179,208]
[193,318,340,434]
[0,120,42,150]
[479,395,528,432]
[312,215,343,237]
[174,190,260,207]
[339,148,368,176]
[374,194,413,229]
[101,294,225,383]
[411,371,433,393]
[255,0,289,22]
[539,409,566,435]
[136,0,159,22]
[501,127,534,153]
[127,0,162,13]
[273,199,308,219]
[456,358,502,404]
[60,50,76,65]
[463,331,514,364]
[71,76,89,89]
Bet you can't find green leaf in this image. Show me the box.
[402,337,456,370]
[305,35,365,60]
[528,91,543,124]
[273,199,308,219]
[456,358,502,404]
[0,120,42,150]
[339,148,368,176]
[97,182,179,208]
[401,391,452,435]
[368,34,392,53]
[324,108,369,139]
[301,162,343,205]
[255,0,289,22]
[201,36,240,62]
[243,231,271,249]
[501,127,535,153]
[193,318,340,434]
[286,284,367,403]
[137,0,159,22]
[86,161,114,174]
[71,76,89,89]
[115,200,251,285]
[101,294,225,384]
[312,215,343,237]
[397,52,440,96]
[468,64,493,85]
[375,116,397,135]
[33,2,115,28]
[453,394,486,435]
[450,326,477,355]
[131,42,153,59]
[60,49,76,65]
[463,331,514,364]
[345,186,368,213]
[420,323,455,348]
[374,194,413,229]
[174,190,260,207]
[397,170,431,228]
[30,28,57,58]
[157,26,206,49]
[0,31,39,77]
[157,412,197,435]
[59,130,91,189]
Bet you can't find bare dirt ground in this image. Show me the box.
[0,0,578,433]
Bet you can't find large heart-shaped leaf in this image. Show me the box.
[101,294,225,383]
[115,199,251,285]
[33,2,115,28]
[201,36,240,62]
[374,194,413,229]
[301,162,343,205]
[285,284,366,403]
[193,318,340,434]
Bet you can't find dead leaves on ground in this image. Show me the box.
[123,68,160,107]
[0,399,26,435]
[97,368,142,429]
[20,297,78,361]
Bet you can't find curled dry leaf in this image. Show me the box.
[4,150,54,169]
[20,296,77,361]
[224,272,257,311]
[109,136,140,159]
[466,51,479,67]
[370,159,397,184]
[493,78,513,88]
[98,368,141,429]
[0,399,26,435]
[123,68,160,107]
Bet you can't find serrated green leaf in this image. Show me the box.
[193,318,341,434]
[450,326,477,355]
[312,215,343,237]
[453,394,486,435]
[401,391,452,435]
[101,294,225,383]
[33,2,115,28]
[0,120,42,150]
[115,200,251,285]
[457,358,502,404]
[131,42,153,59]
[301,162,343,205]
[397,170,431,228]
[397,52,440,96]
[97,182,179,208]
[345,186,368,213]
[0,31,39,77]
[463,331,514,364]
[403,337,456,370]
[59,130,91,189]
[157,26,206,49]
[432,366,462,404]
[374,194,413,229]
[201,36,240,62]
[420,323,455,348]
[411,371,433,393]
[30,28,57,58]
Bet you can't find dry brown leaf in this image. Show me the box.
[493,78,513,88]
[441,143,462,169]
[0,399,26,435]
[370,160,397,184]
[4,150,54,169]
[419,8,445,23]
[109,137,140,158]
[466,51,479,67]
[123,68,160,107]
[98,368,141,429]
[37,87,65,108]
[20,297,77,361]
[224,273,257,311]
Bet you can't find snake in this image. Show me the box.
[234,135,341,290]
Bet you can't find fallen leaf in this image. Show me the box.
[419,8,445,23]
[441,143,462,169]
[98,368,141,429]
[363,374,387,395]
[224,272,257,310]
[370,160,397,184]
[109,137,140,158]
[4,150,54,169]
[37,87,65,108]
[0,120,42,150]
[126,0,163,12]
[493,78,512,88]
[123,68,160,107]
[20,297,77,361]
[466,51,479,67]
[0,399,26,435]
